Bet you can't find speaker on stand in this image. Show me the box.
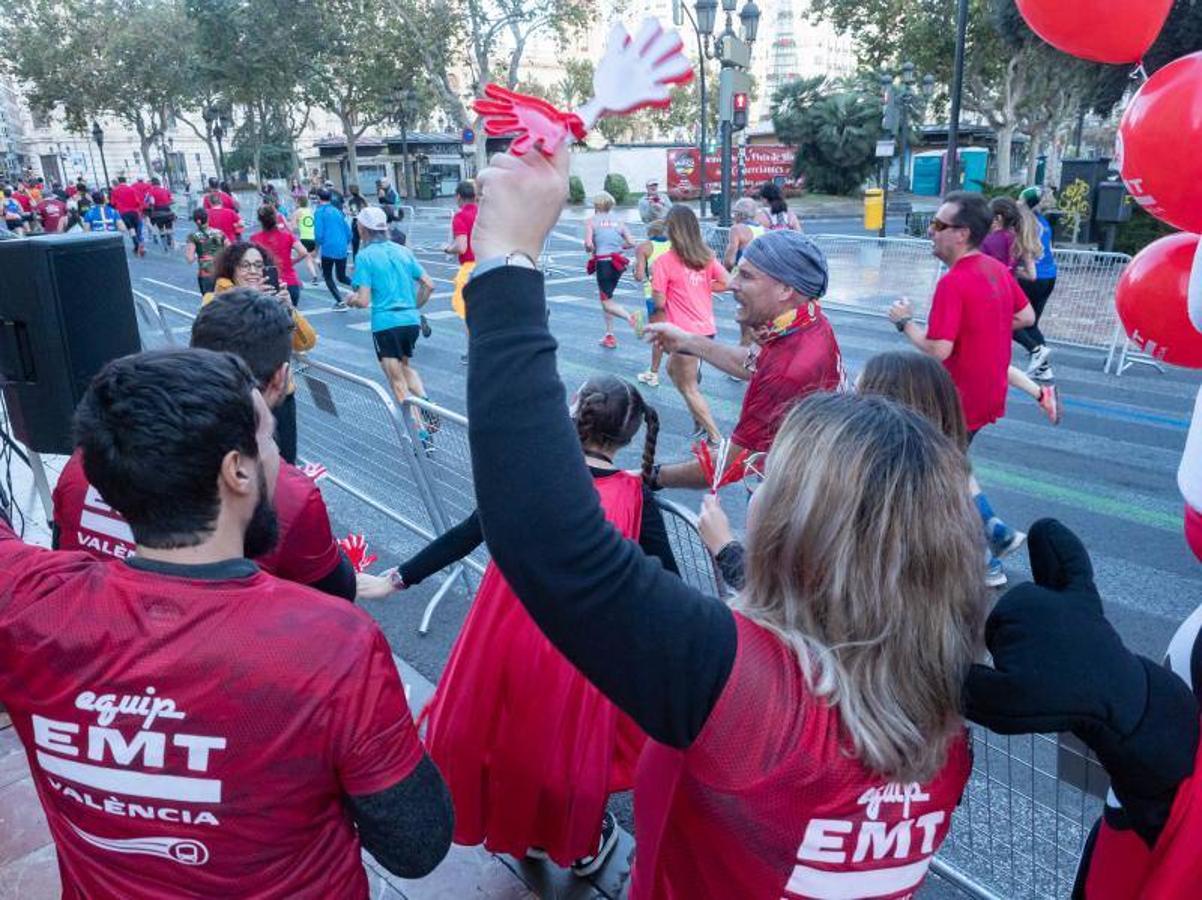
[0,233,141,521]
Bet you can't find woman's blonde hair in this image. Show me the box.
[732,197,759,222]
[665,204,713,270]
[991,196,1043,265]
[593,191,615,212]
[734,392,985,783]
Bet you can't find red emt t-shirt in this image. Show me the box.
[0,524,423,899]
[925,253,1030,432]
[631,615,970,899]
[731,309,844,453]
[52,451,342,586]
[651,250,727,336]
[206,206,242,243]
[452,203,478,263]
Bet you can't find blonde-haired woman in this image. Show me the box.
[464,143,987,898]
[584,191,639,349]
[651,204,730,444]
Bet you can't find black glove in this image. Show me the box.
[964,518,1199,846]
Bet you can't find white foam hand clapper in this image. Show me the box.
[576,19,695,130]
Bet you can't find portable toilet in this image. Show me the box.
[960,147,989,192]
[911,151,943,196]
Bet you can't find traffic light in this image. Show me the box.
[732,92,749,131]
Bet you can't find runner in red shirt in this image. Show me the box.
[889,191,1036,587]
[202,176,240,213]
[645,229,843,490]
[460,148,986,900]
[146,176,176,249]
[108,176,146,256]
[52,289,361,601]
[205,193,243,243]
[251,204,310,306]
[445,181,478,329]
[0,348,451,898]
[35,194,69,233]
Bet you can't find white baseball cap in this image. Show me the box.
[359,206,388,231]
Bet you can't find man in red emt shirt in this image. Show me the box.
[889,191,1036,586]
[202,176,240,213]
[53,289,367,602]
[1,348,452,897]
[108,175,146,256]
[644,229,844,485]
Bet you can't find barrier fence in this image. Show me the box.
[702,228,1132,365]
[129,289,1105,900]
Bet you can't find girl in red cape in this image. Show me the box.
[396,375,678,875]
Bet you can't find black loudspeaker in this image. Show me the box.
[0,234,141,454]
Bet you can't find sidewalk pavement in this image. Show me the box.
[0,454,633,900]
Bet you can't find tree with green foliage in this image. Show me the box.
[771,76,884,195]
[808,0,1117,186]
[2,0,196,179]
[303,0,435,180]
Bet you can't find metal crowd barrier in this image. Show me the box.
[132,291,172,350]
[655,496,724,596]
[804,235,1130,360]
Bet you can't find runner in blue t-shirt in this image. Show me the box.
[82,192,128,234]
[347,207,436,445]
[1017,186,1059,381]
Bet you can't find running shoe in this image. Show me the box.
[418,428,435,456]
[310,277,319,286]
[1038,384,1062,425]
[332,300,349,312]
[986,556,1008,588]
[525,848,549,861]
[419,405,441,435]
[1030,362,1055,383]
[600,333,618,349]
[1026,345,1052,377]
[636,370,660,387]
[571,812,619,877]
[988,523,1027,559]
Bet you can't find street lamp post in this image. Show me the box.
[716,0,759,227]
[206,106,230,181]
[679,0,718,218]
[392,86,414,200]
[945,0,969,194]
[91,121,110,189]
[880,63,934,194]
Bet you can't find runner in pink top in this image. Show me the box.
[650,205,730,443]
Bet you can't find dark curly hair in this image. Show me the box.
[572,375,659,481]
[212,240,279,285]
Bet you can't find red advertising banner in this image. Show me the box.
[666,145,798,199]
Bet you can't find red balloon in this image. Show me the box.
[1185,504,1202,564]
[1016,0,1172,64]
[1118,52,1202,233]
[1115,233,1202,369]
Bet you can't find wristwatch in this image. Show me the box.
[894,317,912,333]
[647,463,663,492]
[470,251,539,281]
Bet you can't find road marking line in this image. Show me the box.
[142,277,196,296]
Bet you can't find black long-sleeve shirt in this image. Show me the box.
[465,266,737,749]
[399,470,679,587]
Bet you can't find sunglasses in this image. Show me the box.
[929,218,964,233]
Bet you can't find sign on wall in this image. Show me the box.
[665,145,796,197]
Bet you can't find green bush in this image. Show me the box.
[1114,206,1177,257]
[603,173,629,205]
[568,175,585,205]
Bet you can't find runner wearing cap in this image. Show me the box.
[645,228,844,489]
[638,178,670,224]
[347,206,437,446]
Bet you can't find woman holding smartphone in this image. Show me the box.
[204,242,317,464]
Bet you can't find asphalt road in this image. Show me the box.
[128,207,1199,898]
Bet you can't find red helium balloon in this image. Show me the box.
[1118,52,1202,233]
[1016,0,1172,64]
[1186,504,1202,564]
[1115,233,1202,369]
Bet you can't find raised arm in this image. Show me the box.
[465,149,736,749]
